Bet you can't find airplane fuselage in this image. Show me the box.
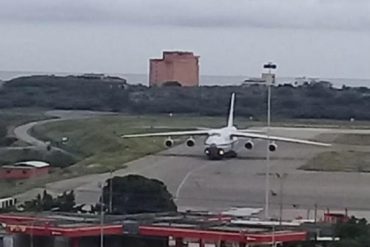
[203,126,238,160]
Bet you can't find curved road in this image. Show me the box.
[13,110,116,147]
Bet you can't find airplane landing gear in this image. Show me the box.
[225,150,237,158]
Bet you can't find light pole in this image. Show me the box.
[263,62,277,219]
[30,220,34,247]
[275,173,288,225]
[98,181,105,247]
[109,171,113,214]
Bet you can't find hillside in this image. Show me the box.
[1,75,370,120]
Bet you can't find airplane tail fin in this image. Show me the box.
[227,93,235,127]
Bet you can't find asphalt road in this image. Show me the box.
[16,126,370,220]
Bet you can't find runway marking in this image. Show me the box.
[175,163,211,201]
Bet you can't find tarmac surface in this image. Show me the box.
[15,126,370,220]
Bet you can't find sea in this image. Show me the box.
[0,70,370,88]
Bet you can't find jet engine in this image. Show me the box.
[244,140,254,150]
[164,137,174,148]
[186,137,195,147]
[268,142,277,152]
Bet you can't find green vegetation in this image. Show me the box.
[21,190,76,212]
[0,108,49,146]
[302,133,370,172]
[0,121,6,145]
[101,175,176,214]
[0,170,73,198]
[301,151,370,172]
[30,115,245,174]
[316,133,370,145]
[329,217,370,247]
[0,108,49,126]
[2,75,370,120]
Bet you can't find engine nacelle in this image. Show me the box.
[268,142,277,152]
[186,137,195,147]
[244,140,254,150]
[164,138,174,148]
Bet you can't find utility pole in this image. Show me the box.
[276,173,288,225]
[30,220,34,247]
[314,203,318,242]
[98,182,104,247]
[109,171,113,214]
[263,62,277,219]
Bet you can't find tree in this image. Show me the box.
[42,190,54,210]
[335,217,369,239]
[0,121,6,145]
[21,190,76,212]
[101,175,177,214]
[162,81,182,87]
[331,217,370,246]
[56,191,76,212]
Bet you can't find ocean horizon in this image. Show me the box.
[0,70,369,88]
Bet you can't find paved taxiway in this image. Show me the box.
[15,127,370,219]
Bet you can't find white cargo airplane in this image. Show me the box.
[122,93,331,160]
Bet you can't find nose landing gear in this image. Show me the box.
[204,147,237,160]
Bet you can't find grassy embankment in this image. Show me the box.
[0,108,50,141]
[301,133,370,172]
[0,109,54,197]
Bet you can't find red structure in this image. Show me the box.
[0,213,308,247]
[324,213,349,224]
[149,51,199,87]
[0,161,50,180]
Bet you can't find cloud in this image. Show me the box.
[1,0,370,30]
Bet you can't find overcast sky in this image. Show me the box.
[0,0,370,79]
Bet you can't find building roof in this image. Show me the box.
[0,213,308,243]
[14,161,50,168]
[222,207,263,217]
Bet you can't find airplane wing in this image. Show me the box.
[238,129,265,133]
[231,131,331,147]
[122,129,210,138]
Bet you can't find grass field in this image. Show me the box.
[301,133,370,172]
[314,133,370,146]
[301,150,370,172]
[0,108,50,146]
[30,115,370,175]
[0,108,50,130]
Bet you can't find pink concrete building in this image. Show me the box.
[149,51,199,87]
